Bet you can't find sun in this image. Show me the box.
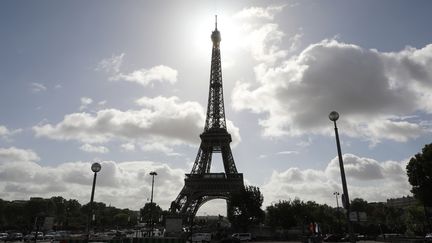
[191,13,244,59]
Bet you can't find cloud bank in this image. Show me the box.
[0,147,184,210]
[262,153,410,206]
[0,147,410,210]
[111,65,178,86]
[231,6,432,144]
[33,96,241,153]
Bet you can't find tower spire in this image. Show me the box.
[215,15,218,30]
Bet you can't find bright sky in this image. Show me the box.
[1,0,432,216]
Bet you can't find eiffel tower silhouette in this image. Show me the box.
[170,16,245,221]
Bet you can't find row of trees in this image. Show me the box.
[0,196,138,231]
[225,185,429,236]
[265,198,429,236]
[0,192,428,236]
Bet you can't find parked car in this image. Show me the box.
[232,233,252,241]
[0,233,8,241]
[190,233,212,243]
[5,233,23,241]
[53,231,69,240]
[425,233,432,242]
[44,233,55,241]
[24,232,43,241]
[23,234,34,241]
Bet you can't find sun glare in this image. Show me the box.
[192,13,243,59]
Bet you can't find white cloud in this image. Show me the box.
[110,65,178,87]
[232,39,432,144]
[96,53,125,73]
[121,143,136,152]
[79,144,109,154]
[30,82,47,93]
[0,125,22,139]
[79,97,93,111]
[262,153,411,206]
[234,5,286,20]
[33,96,241,152]
[228,6,302,64]
[0,147,40,163]
[245,23,287,63]
[230,7,432,144]
[98,100,107,106]
[277,151,299,155]
[0,146,184,210]
[0,126,7,137]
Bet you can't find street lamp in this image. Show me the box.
[87,162,101,242]
[149,171,157,237]
[333,192,341,233]
[329,111,355,243]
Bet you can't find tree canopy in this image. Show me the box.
[228,185,265,231]
[406,143,432,206]
[140,202,163,225]
[0,197,138,231]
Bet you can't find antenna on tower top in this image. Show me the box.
[215,15,218,30]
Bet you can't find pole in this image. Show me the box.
[34,217,39,243]
[333,121,355,243]
[150,172,156,237]
[87,172,97,243]
[334,192,341,233]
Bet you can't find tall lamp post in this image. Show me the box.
[149,171,157,237]
[329,111,355,243]
[87,162,102,242]
[333,192,341,233]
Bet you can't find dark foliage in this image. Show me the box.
[228,185,265,231]
[406,143,432,206]
[0,196,138,231]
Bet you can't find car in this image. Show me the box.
[0,233,8,241]
[44,233,55,240]
[53,231,69,240]
[190,233,212,243]
[24,232,43,241]
[425,233,432,242]
[356,234,366,240]
[231,233,252,241]
[23,234,34,241]
[5,233,23,241]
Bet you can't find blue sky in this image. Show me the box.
[1,0,432,215]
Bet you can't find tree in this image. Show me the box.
[266,200,296,229]
[228,185,265,231]
[265,199,339,234]
[51,196,67,228]
[140,202,162,226]
[406,143,432,206]
[351,198,368,212]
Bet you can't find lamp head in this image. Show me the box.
[150,171,157,176]
[329,111,340,122]
[91,162,101,173]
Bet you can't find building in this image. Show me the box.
[386,196,418,208]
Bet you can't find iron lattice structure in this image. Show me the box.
[170,18,244,221]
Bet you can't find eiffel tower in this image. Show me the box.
[170,17,245,221]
